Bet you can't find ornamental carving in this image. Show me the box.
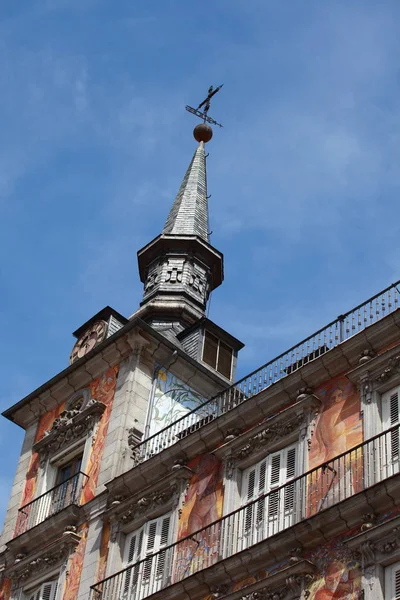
[240,586,287,600]
[34,396,105,462]
[376,355,400,384]
[188,264,208,297]
[165,259,184,283]
[355,526,400,565]
[8,533,80,581]
[144,264,160,292]
[359,348,376,365]
[286,573,314,595]
[117,484,178,524]
[228,412,306,474]
[209,585,229,597]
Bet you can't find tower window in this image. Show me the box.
[202,331,233,379]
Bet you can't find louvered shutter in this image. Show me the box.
[385,561,400,599]
[40,582,56,600]
[382,388,400,474]
[266,445,297,534]
[155,515,171,580]
[242,458,267,544]
[123,527,144,597]
[266,452,281,524]
[27,581,57,600]
[143,520,157,581]
[143,515,171,594]
[123,515,171,600]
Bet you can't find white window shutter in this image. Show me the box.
[123,527,144,595]
[266,445,297,530]
[382,388,400,429]
[385,561,400,599]
[396,566,400,599]
[241,447,297,545]
[155,515,171,579]
[26,581,57,600]
[382,388,400,467]
[242,461,267,532]
[123,514,171,597]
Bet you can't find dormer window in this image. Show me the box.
[202,331,233,379]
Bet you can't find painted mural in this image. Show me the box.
[173,453,224,582]
[0,578,12,600]
[81,365,119,503]
[62,522,89,600]
[307,375,363,515]
[310,376,362,466]
[96,520,111,583]
[306,536,361,599]
[149,367,205,437]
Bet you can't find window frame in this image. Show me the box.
[202,330,234,379]
[122,512,173,599]
[385,560,400,599]
[22,579,58,600]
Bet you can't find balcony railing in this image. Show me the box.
[92,425,400,600]
[16,471,88,535]
[133,280,400,464]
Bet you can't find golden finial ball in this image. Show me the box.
[193,123,213,143]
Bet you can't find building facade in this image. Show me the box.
[1,123,400,600]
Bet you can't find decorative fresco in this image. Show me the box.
[0,578,12,600]
[149,367,205,437]
[306,536,361,599]
[81,365,119,503]
[96,519,111,583]
[62,522,89,600]
[310,375,362,467]
[307,375,363,515]
[173,453,224,582]
[14,402,66,537]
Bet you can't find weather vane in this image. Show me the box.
[185,84,224,128]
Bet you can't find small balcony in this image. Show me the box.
[131,280,400,466]
[15,471,88,536]
[92,425,400,600]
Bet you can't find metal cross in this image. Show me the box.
[185,84,224,127]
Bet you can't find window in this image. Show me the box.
[385,561,400,599]
[123,514,172,600]
[51,455,83,515]
[26,580,58,600]
[202,331,233,379]
[241,445,298,547]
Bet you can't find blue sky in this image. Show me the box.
[1,0,400,527]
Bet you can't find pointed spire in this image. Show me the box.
[163,142,209,242]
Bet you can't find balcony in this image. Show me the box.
[131,280,400,466]
[92,425,400,600]
[15,471,88,536]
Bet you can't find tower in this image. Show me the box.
[135,124,223,335]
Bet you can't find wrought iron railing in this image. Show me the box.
[133,280,400,463]
[16,471,88,535]
[92,425,400,600]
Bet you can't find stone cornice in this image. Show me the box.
[4,530,80,582]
